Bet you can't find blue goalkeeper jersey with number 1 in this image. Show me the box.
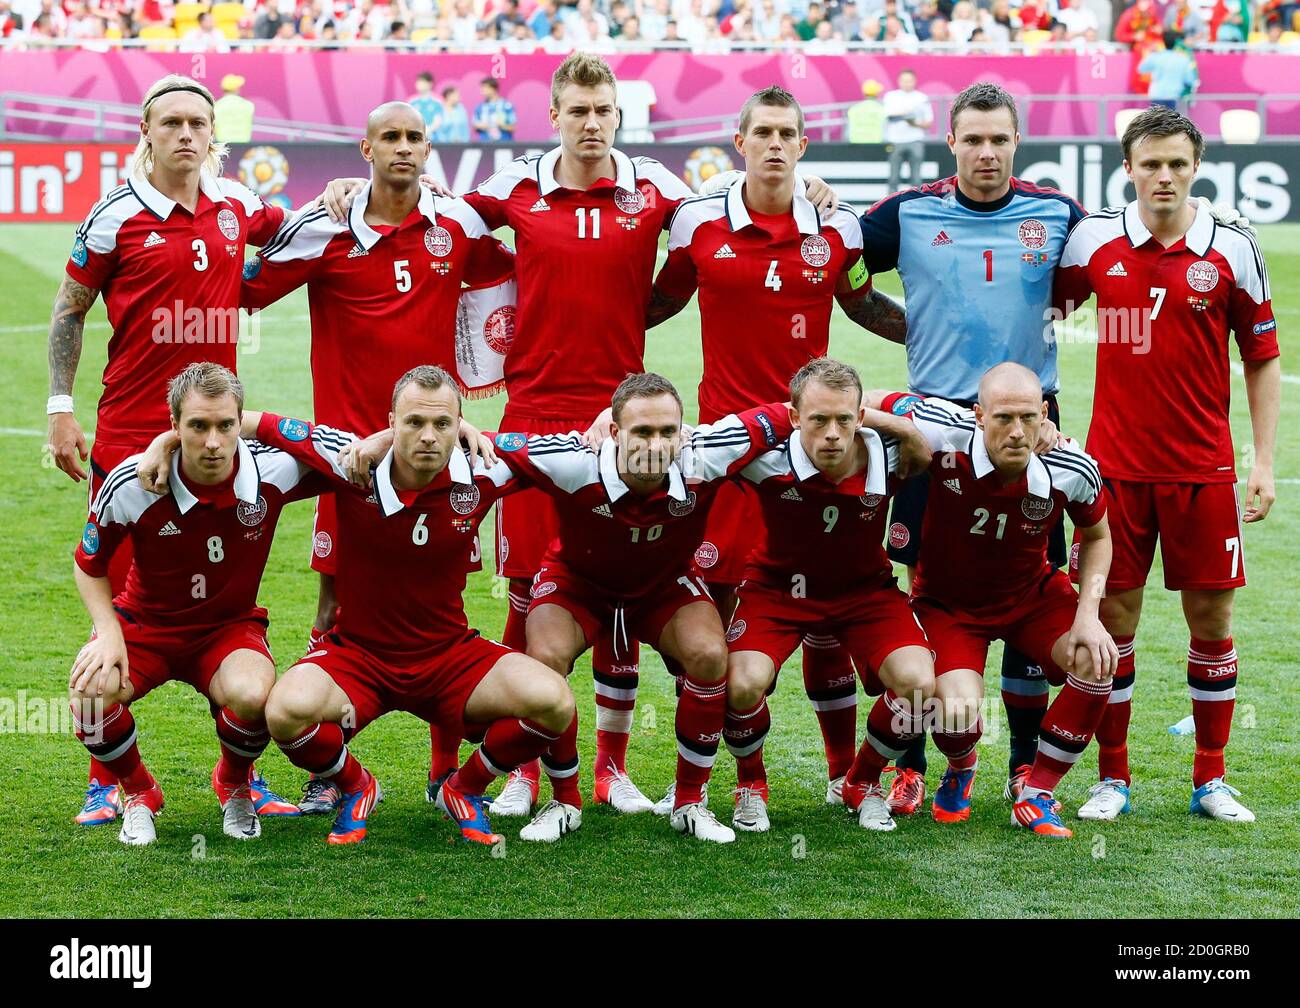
[860,176,1085,402]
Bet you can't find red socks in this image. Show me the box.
[1025,674,1112,795]
[1095,634,1135,784]
[214,707,270,785]
[1188,636,1237,786]
[540,713,582,806]
[723,696,771,786]
[801,635,857,780]
[278,721,366,793]
[593,631,639,777]
[848,691,924,788]
[72,701,152,795]
[674,673,727,807]
[428,723,462,782]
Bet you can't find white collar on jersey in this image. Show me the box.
[723,173,821,235]
[970,425,1053,498]
[599,436,688,503]
[788,426,889,494]
[1123,198,1214,256]
[537,145,637,197]
[129,171,228,221]
[372,442,473,517]
[348,179,441,252]
[170,438,260,515]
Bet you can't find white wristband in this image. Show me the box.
[47,395,74,415]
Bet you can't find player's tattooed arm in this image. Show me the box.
[46,275,100,482]
[837,288,907,345]
[861,407,932,479]
[646,288,691,329]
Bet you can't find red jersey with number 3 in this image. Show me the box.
[655,177,870,422]
[494,405,791,598]
[73,438,326,627]
[254,413,522,660]
[885,394,1107,617]
[463,147,692,419]
[1055,201,1279,483]
[66,173,284,444]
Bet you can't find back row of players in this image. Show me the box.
[52,55,1278,847]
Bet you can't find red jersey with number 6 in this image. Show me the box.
[1054,201,1279,483]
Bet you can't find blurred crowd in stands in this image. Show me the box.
[2,0,1298,48]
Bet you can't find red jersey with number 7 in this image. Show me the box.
[1054,201,1278,484]
[462,147,693,420]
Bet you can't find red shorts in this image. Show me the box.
[300,631,511,735]
[913,571,1079,685]
[101,608,274,702]
[529,563,712,662]
[89,439,150,594]
[495,414,586,579]
[727,579,930,694]
[695,479,761,586]
[312,492,482,578]
[1072,480,1246,593]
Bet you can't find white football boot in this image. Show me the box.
[594,768,654,813]
[1190,779,1256,823]
[732,786,771,833]
[825,776,845,806]
[856,785,898,832]
[488,768,538,817]
[118,795,158,847]
[653,780,709,817]
[1076,779,1132,821]
[221,787,261,840]
[519,800,582,842]
[670,802,736,844]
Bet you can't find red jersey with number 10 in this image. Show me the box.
[463,147,693,419]
[1055,201,1279,483]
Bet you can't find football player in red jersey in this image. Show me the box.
[68,364,320,846]
[1054,107,1279,824]
[241,101,515,813]
[208,366,576,847]
[723,359,935,833]
[49,74,309,826]
[871,363,1118,837]
[648,87,912,810]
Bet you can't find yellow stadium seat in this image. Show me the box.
[412,27,439,42]
[212,2,245,24]
[175,18,199,36]
[1282,30,1300,43]
[219,23,238,39]
[138,24,179,50]
[174,2,209,22]
[1246,32,1266,42]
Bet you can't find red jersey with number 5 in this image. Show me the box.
[66,174,284,444]
[463,147,692,419]
[885,394,1107,617]
[1054,201,1279,483]
[241,185,513,436]
[655,176,869,422]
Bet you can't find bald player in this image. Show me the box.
[242,101,515,811]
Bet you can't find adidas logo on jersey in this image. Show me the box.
[347,244,368,258]
[1107,261,1128,276]
[592,503,613,518]
[931,230,952,246]
[943,479,962,494]
[158,521,181,536]
[529,198,551,213]
[714,244,736,259]
[143,232,166,248]
[780,487,802,502]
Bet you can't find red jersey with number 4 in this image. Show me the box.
[885,394,1107,617]
[255,413,521,660]
[1055,201,1279,483]
[73,438,326,627]
[656,177,870,422]
[738,426,900,598]
[241,185,514,435]
[66,174,285,444]
[463,147,692,419]
[494,405,791,599]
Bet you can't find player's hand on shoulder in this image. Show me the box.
[319,177,367,223]
[458,418,498,469]
[1243,463,1275,523]
[1034,419,1063,455]
[136,430,180,495]
[582,407,615,451]
[419,175,455,198]
[337,429,392,488]
[69,631,128,698]
[803,175,839,215]
[894,426,933,479]
[47,412,88,482]
[1064,615,1118,683]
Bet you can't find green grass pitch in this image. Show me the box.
[0,222,1296,919]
